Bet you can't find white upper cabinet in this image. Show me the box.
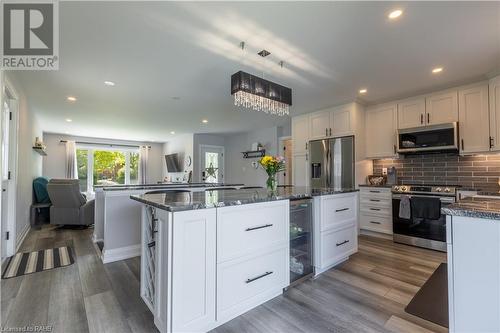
[459,83,490,154]
[309,110,331,139]
[489,76,500,151]
[366,103,398,158]
[331,104,353,137]
[397,97,426,129]
[292,114,310,154]
[426,90,458,125]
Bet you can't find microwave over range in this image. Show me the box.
[397,122,459,154]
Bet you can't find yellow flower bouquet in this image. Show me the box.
[259,155,285,192]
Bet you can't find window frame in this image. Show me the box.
[76,144,140,193]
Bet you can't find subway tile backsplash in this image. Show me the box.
[373,153,500,191]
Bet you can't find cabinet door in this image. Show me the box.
[292,114,309,154]
[366,104,398,158]
[309,110,331,140]
[397,97,426,129]
[292,153,308,187]
[426,90,458,125]
[489,76,500,151]
[171,209,216,332]
[331,105,352,136]
[458,84,490,154]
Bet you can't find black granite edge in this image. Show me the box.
[442,206,500,220]
[102,183,244,191]
[358,184,393,188]
[130,188,359,212]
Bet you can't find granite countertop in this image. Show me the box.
[130,187,358,212]
[100,183,244,191]
[358,184,393,188]
[442,197,500,220]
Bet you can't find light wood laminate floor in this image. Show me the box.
[1,226,447,333]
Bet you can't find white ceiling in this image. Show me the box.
[9,1,500,142]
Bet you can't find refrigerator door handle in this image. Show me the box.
[326,143,331,188]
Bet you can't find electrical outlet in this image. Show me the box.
[382,168,388,175]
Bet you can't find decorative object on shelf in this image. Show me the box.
[184,155,192,167]
[259,155,285,193]
[367,175,386,186]
[242,150,266,158]
[251,142,264,151]
[231,71,292,116]
[33,137,47,155]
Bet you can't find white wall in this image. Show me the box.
[163,133,194,182]
[4,74,43,247]
[223,127,279,186]
[42,133,164,184]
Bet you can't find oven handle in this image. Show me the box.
[392,194,455,204]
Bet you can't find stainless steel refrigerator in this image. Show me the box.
[309,136,355,189]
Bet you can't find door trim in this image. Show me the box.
[1,75,19,259]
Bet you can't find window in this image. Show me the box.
[76,147,140,192]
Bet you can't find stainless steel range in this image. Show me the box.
[392,185,458,252]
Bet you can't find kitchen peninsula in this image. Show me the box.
[130,187,359,333]
[443,197,500,333]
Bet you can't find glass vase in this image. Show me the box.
[266,174,278,193]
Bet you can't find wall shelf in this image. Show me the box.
[242,150,266,158]
[32,147,47,156]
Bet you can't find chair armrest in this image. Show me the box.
[80,199,95,225]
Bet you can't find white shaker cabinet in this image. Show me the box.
[366,103,398,158]
[331,104,353,137]
[426,90,458,125]
[313,192,359,275]
[292,114,310,154]
[397,97,426,129]
[447,215,500,333]
[292,153,309,187]
[309,110,331,139]
[458,83,490,154]
[489,75,500,151]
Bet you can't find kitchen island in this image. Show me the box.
[130,187,359,333]
[442,197,500,333]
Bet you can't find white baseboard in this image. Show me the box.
[15,223,30,253]
[102,244,141,264]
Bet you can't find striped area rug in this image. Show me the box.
[2,247,75,279]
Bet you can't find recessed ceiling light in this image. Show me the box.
[432,67,443,74]
[202,119,208,123]
[65,118,72,122]
[359,89,367,94]
[104,81,115,86]
[388,9,403,19]
[170,131,175,135]
[67,96,77,102]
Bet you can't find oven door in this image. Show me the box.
[392,194,453,242]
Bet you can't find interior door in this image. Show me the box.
[200,145,224,183]
[279,138,292,186]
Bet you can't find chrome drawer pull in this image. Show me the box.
[370,208,381,211]
[370,221,381,225]
[245,224,273,231]
[335,208,349,212]
[369,199,380,202]
[336,240,349,247]
[246,271,273,283]
[369,190,380,193]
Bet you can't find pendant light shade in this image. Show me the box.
[231,71,292,116]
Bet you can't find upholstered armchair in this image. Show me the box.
[47,179,94,226]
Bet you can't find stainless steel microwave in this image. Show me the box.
[397,122,458,154]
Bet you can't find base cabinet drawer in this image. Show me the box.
[320,225,357,268]
[217,247,288,321]
[321,193,357,231]
[360,214,393,234]
[217,201,288,262]
[360,205,391,218]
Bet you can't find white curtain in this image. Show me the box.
[65,140,78,179]
[139,145,149,184]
